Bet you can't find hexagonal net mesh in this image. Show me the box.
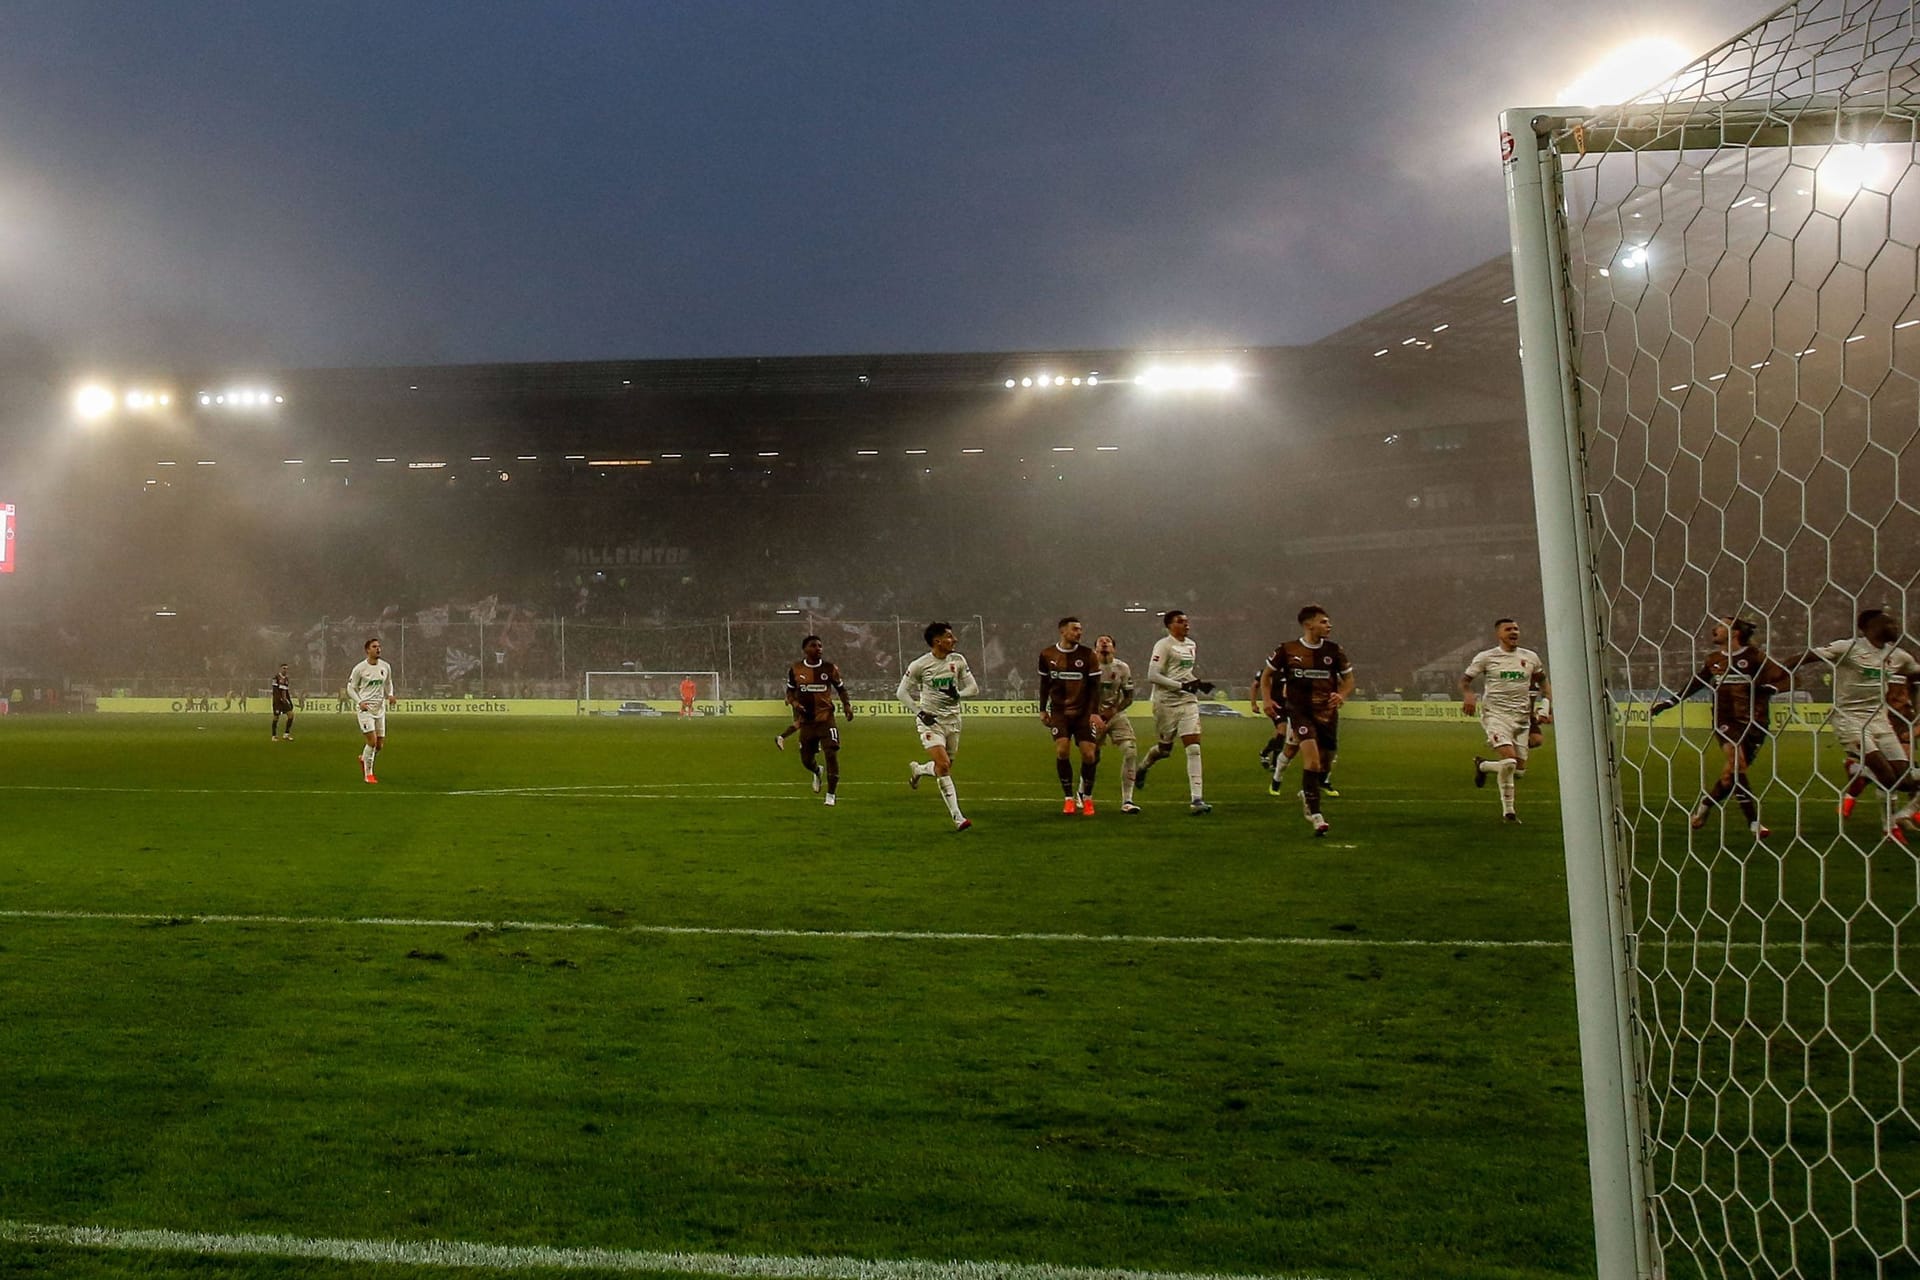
[1548,3,1920,1276]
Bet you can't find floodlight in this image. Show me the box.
[1020,377,1033,387]
[1004,379,1016,388]
[1136,367,1161,389]
[73,384,115,421]
[199,394,211,405]
[1053,375,1066,386]
[1086,374,1099,385]
[1210,363,1237,389]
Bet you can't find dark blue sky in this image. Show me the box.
[0,0,1761,368]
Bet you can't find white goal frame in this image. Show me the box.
[1505,87,1920,1280]
[579,670,724,715]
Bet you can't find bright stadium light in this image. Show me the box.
[1558,36,1694,105]
[1020,377,1033,387]
[1819,144,1885,194]
[1004,379,1016,388]
[73,384,115,421]
[1619,246,1649,268]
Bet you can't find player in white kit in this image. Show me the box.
[345,637,396,784]
[1787,609,1920,843]
[1461,618,1551,822]
[1137,610,1214,814]
[897,620,977,831]
[1093,634,1142,814]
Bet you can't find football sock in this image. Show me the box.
[1734,780,1758,824]
[825,756,839,796]
[362,746,375,774]
[911,761,933,778]
[1262,733,1286,757]
[1303,769,1323,814]
[1121,745,1137,804]
[1478,759,1507,773]
[1080,759,1097,799]
[1056,757,1074,796]
[1708,777,1734,805]
[1496,759,1517,813]
[1184,743,1203,802]
[937,775,964,824]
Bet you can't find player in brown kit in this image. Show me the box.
[785,635,855,806]
[1260,604,1353,837]
[1038,616,1104,815]
[1650,617,1791,839]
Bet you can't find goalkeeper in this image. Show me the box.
[897,620,977,831]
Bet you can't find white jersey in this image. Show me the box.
[1149,636,1199,703]
[1809,639,1920,718]
[347,659,394,710]
[1098,659,1135,716]
[897,651,978,720]
[1464,646,1544,720]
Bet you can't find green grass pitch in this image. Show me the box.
[0,712,1600,1280]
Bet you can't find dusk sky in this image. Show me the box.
[0,0,1765,370]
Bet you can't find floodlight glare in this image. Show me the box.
[73,384,115,421]
[1004,379,1016,388]
[1558,36,1693,105]
[1020,377,1033,387]
[1053,375,1066,386]
[1819,143,1883,193]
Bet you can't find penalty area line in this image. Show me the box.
[0,1220,1352,1280]
[0,908,1567,950]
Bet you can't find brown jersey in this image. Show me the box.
[1037,643,1100,718]
[1270,639,1352,724]
[1683,647,1791,729]
[785,659,845,725]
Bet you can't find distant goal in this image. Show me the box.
[579,671,723,717]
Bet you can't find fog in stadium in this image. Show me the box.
[0,1,1766,701]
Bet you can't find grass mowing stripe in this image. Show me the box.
[0,1221,1351,1280]
[0,908,1568,949]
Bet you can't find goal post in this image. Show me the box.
[1506,5,1920,1277]
[579,671,723,716]
[1503,107,1657,1280]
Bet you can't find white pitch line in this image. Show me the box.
[0,782,1504,806]
[0,908,1568,950]
[0,1220,1351,1280]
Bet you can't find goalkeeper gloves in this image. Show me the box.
[917,711,938,727]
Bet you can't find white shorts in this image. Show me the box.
[1153,698,1200,742]
[357,709,387,736]
[1483,711,1530,760]
[916,718,960,756]
[1830,709,1908,763]
[1101,711,1137,747]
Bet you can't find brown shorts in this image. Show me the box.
[799,721,841,750]
[1048,713,1098,744]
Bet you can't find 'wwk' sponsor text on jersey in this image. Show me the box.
[1810,640,1920,717]
[900,652,977,720]
[1463,647,1543,719]
[347,660,392,707]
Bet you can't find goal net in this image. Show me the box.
[580,671,723,716]
[1507,5,1920,1277]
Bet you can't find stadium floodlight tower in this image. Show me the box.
[1506,4,1920,1278]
